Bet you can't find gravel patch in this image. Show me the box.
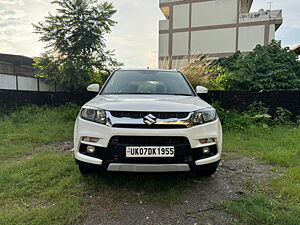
[82,157,276,225]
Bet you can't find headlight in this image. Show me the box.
[193,108,217,126]
[81,107,107,124]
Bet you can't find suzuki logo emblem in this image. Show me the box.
[144,114,157,125]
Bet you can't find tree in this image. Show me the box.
[33,0,122,91]
[211,51,241,72]
[210,41,300,91]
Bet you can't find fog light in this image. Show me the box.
[86,146,96,154]
[203,147,210,154]
[82,137,99,143]
[199,138,214,144]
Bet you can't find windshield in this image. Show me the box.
[101,70,195,96]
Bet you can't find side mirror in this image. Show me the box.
[196,86,208,94]
[87,84,100,93]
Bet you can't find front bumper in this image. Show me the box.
[76,159,220,173]
[107,163,190,172]
[74,117,222,172]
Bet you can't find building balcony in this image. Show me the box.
[159,0,183,18]
[239,9,283,29]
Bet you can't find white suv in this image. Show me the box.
[74,69,222,176]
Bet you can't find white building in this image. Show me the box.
[158,0,283,69]
[0,53,55,92]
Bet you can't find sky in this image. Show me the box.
[0,0,299,68]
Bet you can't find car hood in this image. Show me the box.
[84,95,212,112]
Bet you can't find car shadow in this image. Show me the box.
[80,171,208,205]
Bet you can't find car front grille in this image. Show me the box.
[108,111,192,129]
[112,124,187,129]
[110,111,190,119]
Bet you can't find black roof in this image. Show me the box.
[0,53,34,66]
[291,44,300,55]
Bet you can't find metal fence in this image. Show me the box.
[0,90,299,117]
[0,73,55,92]
[201,90,300,117]
[0,61,39,77]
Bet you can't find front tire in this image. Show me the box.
[199,166,218,177]
[78,165,95,175]
[193,161,220,177]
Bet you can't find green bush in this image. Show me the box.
[209,41,300,91]
[297,116,300,125]
[213,102,295,130]
[274,107,293,125]
[3,104,80,125]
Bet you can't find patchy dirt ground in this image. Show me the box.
[37,139,74,152]
[43,140,277,225]
[82,157,275,225]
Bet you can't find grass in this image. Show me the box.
[0,105,190,224]
[0,104,79,161]
[221,125,300,225]
[1,105,299,224]
[0,104,85,225]
[224,126,300,167]
[0,152,85,224]
[221,193,300,225]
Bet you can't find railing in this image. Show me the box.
[239,9,283,23]
[160,0,181,4]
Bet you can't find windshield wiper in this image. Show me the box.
[169,93,194,96]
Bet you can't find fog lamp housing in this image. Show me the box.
[202,147,210,154]
[86,146,96,154]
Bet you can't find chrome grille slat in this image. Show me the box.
[110,111,189,119]
[107,111,193,129]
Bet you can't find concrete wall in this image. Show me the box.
[172,32,189,56]
[159,20,169,31]
[238,25,265,52]
[159,34,169,57]
[173,4,189,29]
[0,73,55,92]
[269,24,275,42]
[191,28,237,54]
[191,0,237,27]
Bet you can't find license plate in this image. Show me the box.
[126,146,175,158]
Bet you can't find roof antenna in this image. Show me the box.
[267,1,273,19]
